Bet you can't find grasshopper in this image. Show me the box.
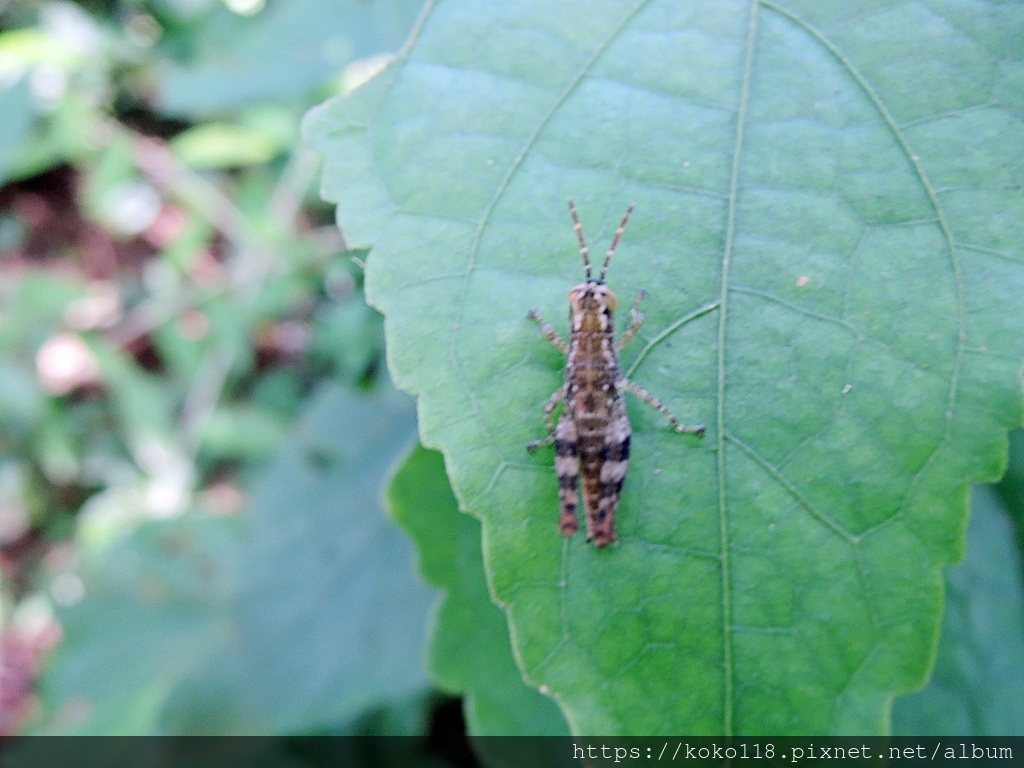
[527,200,704,547]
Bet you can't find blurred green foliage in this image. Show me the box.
[0,0,452,750]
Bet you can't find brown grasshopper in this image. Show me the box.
[527,199,704,547]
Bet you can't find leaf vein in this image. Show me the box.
[730,285,864,339]
[724,430,857,544]
[624,299,721,378]
[960,241,1024,265]
[715,0,762,736]
[760,0,968,533]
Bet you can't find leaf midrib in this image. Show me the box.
[716,0,762,738]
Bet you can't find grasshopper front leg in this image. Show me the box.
[617,289,648,351]
[527,309,570,354]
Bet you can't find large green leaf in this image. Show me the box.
[892,484,1024,735]
[158,382,432,734]
[36,517,238,735]
[306,0,1024,734]
[38,382,432,734]
[389,443,569,742]
[156,0,424,116]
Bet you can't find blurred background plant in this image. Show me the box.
[0,0,465,750]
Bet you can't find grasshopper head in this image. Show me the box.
[569,279,618,314]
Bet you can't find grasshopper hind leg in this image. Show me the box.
[554,411,579,537]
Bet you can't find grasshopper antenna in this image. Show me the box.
[599,204,635,282]
[567,198,592,280]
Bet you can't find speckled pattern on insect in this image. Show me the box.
[527,199,705,548]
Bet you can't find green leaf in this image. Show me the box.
[306,0,1024,735]
[0,78,36,185]
[199,403,289,461]
[155,0,424,116]
[994,429,1024,538]
[35,516,238,735]
[170,123,284,169]
[892,484,1024,735]
[157,381,432,734]
[37,382,433,734]
[311,292,386,385]
[388,443,569,739]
